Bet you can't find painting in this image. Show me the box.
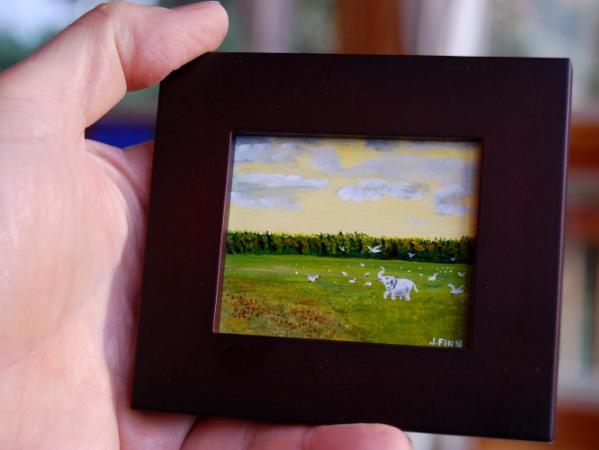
[218,135,480,348]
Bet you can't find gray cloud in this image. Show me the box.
[349,154,478,191]
[337,179,427,202]
[365,139,479,153]
[364,139,400,151]
[310,147,341,174]
[231,173,328,210]
[433,186,472,216]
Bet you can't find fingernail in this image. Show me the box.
[172,1,221,12]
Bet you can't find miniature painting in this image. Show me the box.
[218,135,480,348]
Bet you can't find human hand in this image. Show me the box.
[0,2,411,448]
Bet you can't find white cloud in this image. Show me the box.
[234,142,297,163]
[230,192,300,210]
[337,179,427,202]
[433,186,472,216]
[235,173,327,190]
[234,137,319,164]
[405,218,431,227]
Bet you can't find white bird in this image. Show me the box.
[349,278,357,284]
[359,263,365,267]
[364,281,372,287]
[450,257,456,262]
[341,271,348,277]
[340,246,346,252]
[368,244,382,254]
[408,252,416,258]
[306,274,320,282]
[428,273,438,281]
[364,272,370,277]
[458,272,465,278]
[448,284,465,296]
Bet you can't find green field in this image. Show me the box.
[219,254,470,348]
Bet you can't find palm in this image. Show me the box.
[0,3,409,449]
[0,103,170,442]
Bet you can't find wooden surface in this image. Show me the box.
[336,0,403,54]
[566,122,599,244]
[567,208,599,245]
[569,123,599,169]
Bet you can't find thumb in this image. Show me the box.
[0,1,228,128]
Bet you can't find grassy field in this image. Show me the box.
[219,254,470,348]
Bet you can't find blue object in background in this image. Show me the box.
[86,120,155,148]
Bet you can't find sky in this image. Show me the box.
[227,135,480,239]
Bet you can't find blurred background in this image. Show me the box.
[1,0,598,448]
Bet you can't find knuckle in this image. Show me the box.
[88,2,128,23]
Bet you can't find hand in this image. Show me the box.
[0,2,411,449]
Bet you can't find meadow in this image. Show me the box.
[219,254,470,348]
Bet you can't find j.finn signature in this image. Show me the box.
[429,337,463,348]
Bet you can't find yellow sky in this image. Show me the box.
[227,136,480,239]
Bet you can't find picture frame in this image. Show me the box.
[131,53,571,441]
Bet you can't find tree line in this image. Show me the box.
[226,231,475,264]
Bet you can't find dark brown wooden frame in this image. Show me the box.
[131,53,571,441]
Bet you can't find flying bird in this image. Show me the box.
[368,245,382,254]
[306,274,320,282]
[448,284,465,296]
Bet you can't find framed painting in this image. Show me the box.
[132,53,571,441]
[217,134,478,348]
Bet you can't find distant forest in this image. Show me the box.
[226,231,475,264]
